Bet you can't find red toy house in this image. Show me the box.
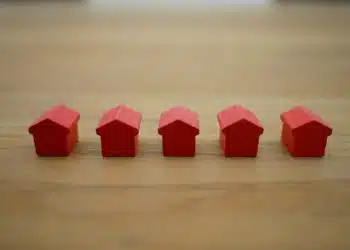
[217,105,264,157]
[28,105,80,156]
[280,106,333,157]
[158,106,199,157]
[96,105,142,157]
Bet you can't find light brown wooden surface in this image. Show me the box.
[0,5,350,250]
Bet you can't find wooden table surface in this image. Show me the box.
[0,5,349,250]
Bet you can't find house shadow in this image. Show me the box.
[70,137,163,166]
[197,138,262,159]
[70,138,101,158]
[34,154,71,162]
[137,137,162,157]
[137,137,204,168]
[71,137,165,159]
[260,140,327,164]
[265,140,291,157]
[196,137,221,157]
[158,137,221,163]
[70,139,145,168]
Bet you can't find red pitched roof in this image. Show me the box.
[217,105,263,134]
[29,105,80,134]
[280,106,332,135]
[158,106,199,135]
[96,105,141,135]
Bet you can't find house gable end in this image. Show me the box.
[97,119,138,136]
[29,118,69,135]
[293,120,332,137]
[223,118,263,136]
[158,120,199,136]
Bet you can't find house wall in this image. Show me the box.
[225,133,260,157]
[281,123,294,152]
[101,134,136,156]
[67,122,79,153]
[220,131,226,153]
[33,133,68,156]
[162,134,196,156]
[294,134,328,157]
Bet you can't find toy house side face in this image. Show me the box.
[220,130,226,153]
[281,122,295,154]
[67,121,79,154]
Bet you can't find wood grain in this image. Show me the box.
[0,5,349,250]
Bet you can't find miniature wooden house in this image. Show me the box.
[96,105,142,157]
[158,106,199,157]
[280,106,332,157]
[28,105,80,156]
[217,105,264,157]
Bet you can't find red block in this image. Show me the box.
[28,105,80,156]
[217,105,264,157]
[280,106,332,157]
[158,106,199,157]
[96,105,142,157]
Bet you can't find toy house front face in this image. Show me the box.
[31,120,77,156]
[161,121,197,157]
[282,122,330,157]
[99,121,137,157]
[221,122,261,157]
